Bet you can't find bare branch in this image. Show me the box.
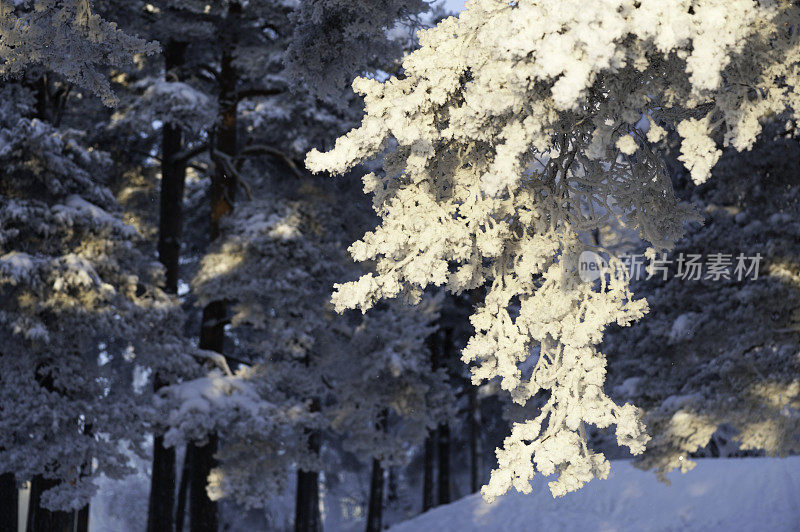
[236,144,304,179]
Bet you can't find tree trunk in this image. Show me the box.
[156,38,189,295]
[468,385,481,494]
[208,1,241,243]
[436,423,451,506]
[366,410,388,532]
[423,328,443,512]
[422,433,435,512]
[175,445,192,532]
[75,445,91,532]
[365,458,385,532]
[188,4,242,530]
[0,472,17,532]
[189,436,218,532]
[25,476,73,532]
[148,38,188,532]
[189,300,227,532]
[295,393,321,532]
[149,433,176,532]
[294,427,321,532]
[76,503,89,532]
[435,328,453,506]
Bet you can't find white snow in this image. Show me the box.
[389,457,800,532]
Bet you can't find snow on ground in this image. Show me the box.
[389,457,800,532]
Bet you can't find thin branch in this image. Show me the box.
[210,147,254,201]
[236,144,304,179]
[173,143,209,166]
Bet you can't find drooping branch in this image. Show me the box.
[173,143,210,166]
[236,144,303,179]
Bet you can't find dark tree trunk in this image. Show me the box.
[434,328,453,506]
[188,301,226,532]
[423,328,443,512]
[0,472,17,532]
[422,433,435,512]
[76,504,89,532]
[25,476,73,532]
[365,458,385,532]
[294,427,321,532]
[175,445,192,532]
[149,432,176,532]
[436,423,451,506]
[366,410,388,532]
[208,1,241,243]
[156,38,189,295]
[188,436,219,532]
[188,4,242,531]
[468,385,481,493]
[75,443,91,532]
[148,38,188,532]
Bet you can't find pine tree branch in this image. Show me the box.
[209,147,254,201]
[236,144,304,179]
[173,143,210,166]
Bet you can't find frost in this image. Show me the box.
[306,0,800,500]
[123,79,215,132]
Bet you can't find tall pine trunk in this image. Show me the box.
[76,504,89,532]
[189,300,226,532]
[295,394,321,532]
[468,385,481,494]
[0,472,17,532]
[436,423,451,506]
[365,458,384,532]
[189,5,242,531]
[175,445,192,532]
[423,328,442,512]
[435,328,456,505]
[148,37,188,532]
[188,435,219,532]
[422,434,435,512]
[366,410,388,532]
[25,476,72,532]
[294,422,321,532]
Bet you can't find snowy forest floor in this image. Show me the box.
[18,455,796,530]
[389,457,800,532]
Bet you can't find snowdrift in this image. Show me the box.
[389,457,800,532]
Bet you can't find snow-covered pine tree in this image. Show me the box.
[307,0,800,501]
[285,0,429,98]
[118,5,217,528]
[180,178,454,529]
[120,2,436,528]
[603,121,800,478]
[0,82,191,529]
[0,0,158,105]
